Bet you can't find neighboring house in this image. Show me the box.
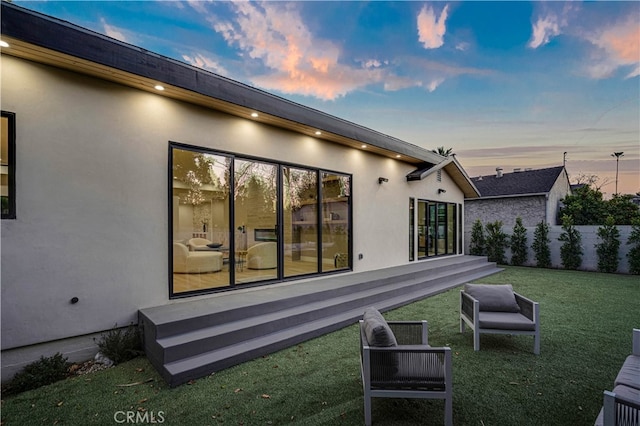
[0,3,481,381]
[464,165,571,233]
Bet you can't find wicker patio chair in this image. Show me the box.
[359,308,453,426]
[460,283,540,354]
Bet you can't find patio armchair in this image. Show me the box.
[359,307,453,426]
[595,328,640,426]
[460,284,540,354]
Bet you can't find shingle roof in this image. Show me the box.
[471,166,565,197]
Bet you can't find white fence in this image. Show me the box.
[465,225,635,274]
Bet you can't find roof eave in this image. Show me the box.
[0,2,442,165]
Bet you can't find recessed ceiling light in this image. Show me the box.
[251,112,259,118]
[0,41,9,48]
[396,154,401,158]
[315,131,322,135]
[361,144,367,149]
[154,85,165,91]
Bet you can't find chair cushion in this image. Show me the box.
[478,312,536,331]
[615,355,640,391]
[464,284,521,313]
[362,308,397,347]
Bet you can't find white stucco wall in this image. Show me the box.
[0,55,465,368]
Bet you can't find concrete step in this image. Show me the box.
[139,255,501,387]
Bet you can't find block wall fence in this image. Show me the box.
[464,225,635,274]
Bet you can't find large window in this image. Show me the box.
[170,143,352,297]
[1,111,16,219]
[415,200,461,259]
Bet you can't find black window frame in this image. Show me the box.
[1,111,16,220]
[168,142,353,298]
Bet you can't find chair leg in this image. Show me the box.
[444,395,453,426]
[474,329,480,351]
[364,394,372,426]
[533,333,540,355]
[460,317,465,333]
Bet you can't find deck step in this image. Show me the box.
[139,255,501,387]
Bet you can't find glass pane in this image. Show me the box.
[1,112,15,219]
[171,148,231,294]
[283,167,319,278]
[235,159,278,284]
[321,173,350,271]
[437,203,446,255]
[428,203,437,256]
[448,204,456,254]
[409,198,415,261]
[418,201,427,258]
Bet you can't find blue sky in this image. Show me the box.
[15,1,640,195]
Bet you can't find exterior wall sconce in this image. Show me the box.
[438,188,446,194]
[378,177,389,184]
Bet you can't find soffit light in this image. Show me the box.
[396,154,401,158]
[361,144,367,149]
[251,112,259,118]
[315,131,322,135]
[154,84,165,91]
[0,40,9,48]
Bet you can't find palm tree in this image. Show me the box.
[432,146,453,157]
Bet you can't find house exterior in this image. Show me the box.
[464,166,571,238]
[0,3,482,381]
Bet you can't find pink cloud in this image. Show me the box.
[417,4,449,49]
[585,18,640,79]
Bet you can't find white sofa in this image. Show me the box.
[187,237,212,251]
[247,242,277,270]
[173,242,223,273]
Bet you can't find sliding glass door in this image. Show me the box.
[234,159,279,284]
[415,199,461,259]
[170,143,352,297]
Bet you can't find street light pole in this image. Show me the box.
[611,152,624,194]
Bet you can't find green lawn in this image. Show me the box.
[2,266,638,425]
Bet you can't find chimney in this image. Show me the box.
[514,168,522,173]
[496,167,503,178]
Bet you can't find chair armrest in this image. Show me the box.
[514,292,537,322]
[460,290,476,321]
[388,321,428,345]
[633,329,640,356]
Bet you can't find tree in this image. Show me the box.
[485,221,509,264]
[571,173,610,191]
[510,217,528,266]
[432,146,453,157]
[627,218,640,275]
[605,194,640,225]
[532,221,551,268]
[559,186,607,225]
[596,216,621,273]
[558,215,583,270]
[469,219,486,256]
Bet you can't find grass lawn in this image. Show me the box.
[2,266,638,425]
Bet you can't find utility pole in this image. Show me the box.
[611,152,624,194]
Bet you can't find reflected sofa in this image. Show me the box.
[247,242,277,270]
[173,242,223,273]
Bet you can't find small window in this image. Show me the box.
[1,111,16,219]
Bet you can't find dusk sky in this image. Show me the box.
[16,1,640,196]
